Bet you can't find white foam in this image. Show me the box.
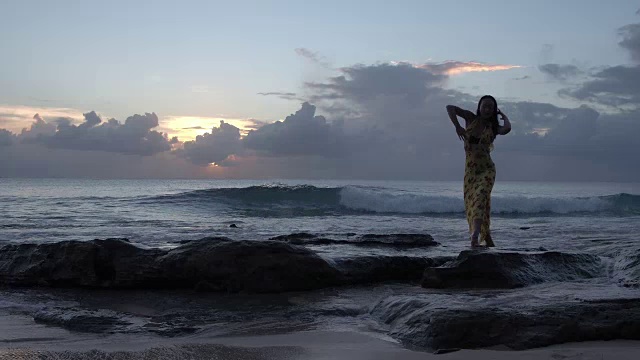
[338,187,612,214]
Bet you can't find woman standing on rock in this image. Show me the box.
[446,95,511,247]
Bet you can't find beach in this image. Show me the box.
[1,314,639,360]
[1,179,640,358]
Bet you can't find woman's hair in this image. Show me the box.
[476,95,499,137]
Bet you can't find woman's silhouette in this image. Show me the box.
[446,96,511,247]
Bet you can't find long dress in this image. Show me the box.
[463,117,496,247]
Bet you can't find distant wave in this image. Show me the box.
[149,184,341,205]
[142,185,640,216]
[341,187,640,215]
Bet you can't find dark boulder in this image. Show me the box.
[372,295,640,350]
[157,238,343,293]
[422,250,603,289]
[0,238,343,293]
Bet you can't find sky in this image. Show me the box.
[1,0,639,181]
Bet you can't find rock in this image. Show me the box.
[422,250,603,289]
[611,247,640,288]
[433,348,461,354]
[371,296,640,350]
[156,238,343,293]
[0,237,343,293]
[0,238,164,288]
[333,255,454,284]
[270,233,439,248]
[269,233,317,241]
[230,224,238,228]
[33,308,132,333]
[358,234,439,247]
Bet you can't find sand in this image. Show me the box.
[1,313,639,360]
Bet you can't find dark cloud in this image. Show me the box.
[296,61,638,181]
[19,114,57,140]
[559,65,640,107]
[539,64,583,81]
[257,91,301,101]
[19,111,175,156]
[244,102,343,157]
[307,63,445,107]
[618,23,640,63]
[258,92,297,97]
[176,120,243,166]
[556,20,640,108]
[0,129,15,146]
[182,126,205,130]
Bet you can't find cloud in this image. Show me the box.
[512,75,531,81]
[242,119,264,131]
[160,115,259,141]
[243,102,343,157]
[176,120,243,166]
[295,48,331,68]
[539,64,583,81]
[19,114,58,141]
[555,19,640,109]
[19,111,176,156]
[412,60,522,75]
[618,23,640,63]
[257,91,301,101]
[0,129,15,146]
[559,65,640,107]
[0,105,86,134]
[306,62,446,107]
[294,60,639,181]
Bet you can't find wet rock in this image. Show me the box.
[0,238,164,288]
[422,250,603,289]
[269,233,317,241]
[372,296,640,350]
[334,255,454,284]
[157,238,343,293]
[358,234,438,247]
[33,308,132,333]
[0,238,343,293]
[270,233,439,248]
[611,247,640,288]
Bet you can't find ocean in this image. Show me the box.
[1,178,639,249]
[1,178,640,354]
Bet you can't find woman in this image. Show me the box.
[446,95,511,247]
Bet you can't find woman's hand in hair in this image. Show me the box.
[456,125,466,141]
[497,108,512,135]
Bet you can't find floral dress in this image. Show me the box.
[463,116,496,247]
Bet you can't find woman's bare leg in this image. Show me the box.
[471,218,482,246]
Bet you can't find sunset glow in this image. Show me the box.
[161,116,263,142]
